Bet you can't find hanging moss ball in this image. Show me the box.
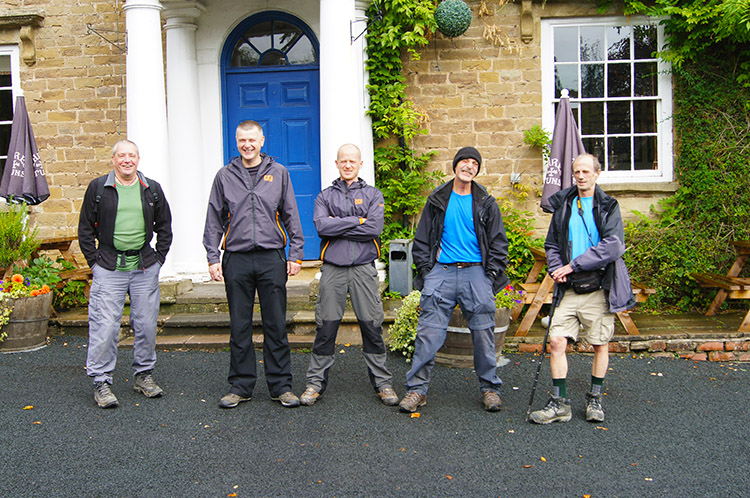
[435,0,472,38]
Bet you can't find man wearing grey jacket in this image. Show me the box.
[299,144,398,407]
[529,153,635,424]
[203,121,304,409]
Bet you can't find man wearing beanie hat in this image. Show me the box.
[399,146,510,413]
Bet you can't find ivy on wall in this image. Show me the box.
[365,0,443,245]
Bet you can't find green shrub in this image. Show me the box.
[387,290,422,361]
[0,202,39,270]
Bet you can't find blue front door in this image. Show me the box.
[222,12,321,259]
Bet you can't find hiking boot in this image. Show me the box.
[272,391,300,408]
[482,391,502,412]
[585,392,605,423]
[94,382,119,409]
[398,391,426,413]
[218,392,251,409]
[377,387,399,406]
[300,387,320,406]
[529,395,572,424]
[134,371,163,398]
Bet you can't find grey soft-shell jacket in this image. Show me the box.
[314,178,383,267]
[545,185,636,313]
[203,154,304,264]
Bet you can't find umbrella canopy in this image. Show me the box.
[540,89,585,213]
[1,96,49,205]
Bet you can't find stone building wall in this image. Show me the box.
[1,0,124,241]
[402,0,677,234]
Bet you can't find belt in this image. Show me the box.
[445,262,482,268]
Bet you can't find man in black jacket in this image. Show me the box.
[78,140,172,408]
[399,147,509,413]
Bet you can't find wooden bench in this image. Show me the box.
[691,242,750,332]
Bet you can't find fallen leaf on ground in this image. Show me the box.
[23,405,33,410]
[227,493,237,497]
[410,412,421,418]
[645,478,653,481]
[522,465,533,469]
[541,457,547,462]
[595,426,608,431]
[339,349,345,353]
[32,421,41,425]
[344,343,351,347]
[446,475,453,480]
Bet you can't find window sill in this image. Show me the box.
[598,181,679,195]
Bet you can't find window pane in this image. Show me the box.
[273,21,302,52]
[580,25,604,61]
[634,62,657,96]
[607,25,631,60]
[231,41,260,66]
[634,135,657,170]
[634,24,658,59]
[0,90,13,121]
[246,22,273,54]
[607,101,631,134]
[554,27,578,62]
[260,51,287,66]
[287,36,317,64]
[582,137,605,166]
[607,137,631,171]
[581,63,604,98]
[0,123,10,156]
[581,101,604,135]
[607,62,631,97]
[0,74,10,87]
[633,100,656,133]
[555,65,578,98]
[0,54,9,86]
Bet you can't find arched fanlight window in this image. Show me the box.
[230,19,317,67]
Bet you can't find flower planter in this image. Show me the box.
[435,307,509,368]
[0,292,53,353]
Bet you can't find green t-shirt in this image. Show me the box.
[113,182,146,271]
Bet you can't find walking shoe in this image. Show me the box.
[377,387,399,406]
[300,387,320,406]
[218,392,251,409]
[585,392,605,423]
[529,395,572,424]
[482,391,502,412]
[398,391,426,413]
[133,371,163,398]
[94,382,119,409]
[272,391,301,408]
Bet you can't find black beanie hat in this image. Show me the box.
[452,146,482,173]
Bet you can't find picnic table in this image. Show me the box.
[691,240,750,332]
[511,247,654,336]
[32,235,92,297]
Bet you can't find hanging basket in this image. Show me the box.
[0,292,53,353]
[435,0,473,38]
[435,307,509,368]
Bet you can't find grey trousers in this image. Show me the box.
[306,263,392,392]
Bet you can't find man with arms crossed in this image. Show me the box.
[203,121,304,409]
[299,144,398,407]
[530,153,634,424]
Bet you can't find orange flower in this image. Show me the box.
[30,290,41,296]
[41,285,51,294]
[11,274,24,284]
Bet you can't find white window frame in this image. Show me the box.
[541,16,673,184]
[0,45,22,167]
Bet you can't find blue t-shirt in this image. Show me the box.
[568,195,600,260]
[437,191,482,263]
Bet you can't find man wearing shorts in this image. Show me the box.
[529,153,634,424]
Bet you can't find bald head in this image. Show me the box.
[336,144,363,185]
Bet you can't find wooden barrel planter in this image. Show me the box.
[435,307,510,368]
[0,292,53,353]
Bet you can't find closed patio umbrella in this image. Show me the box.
[540,89,585,213]
[1,95,49,205]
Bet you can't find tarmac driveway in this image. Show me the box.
[1,335,747,498]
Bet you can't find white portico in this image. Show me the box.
[123,0,374,278]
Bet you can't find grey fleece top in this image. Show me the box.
[203,154,304,264]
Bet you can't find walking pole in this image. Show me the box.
[525,284,560,423]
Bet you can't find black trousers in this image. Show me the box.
[223,249,292,398]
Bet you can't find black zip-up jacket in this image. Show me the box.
[412,179,509,293]
[78,170,173,271]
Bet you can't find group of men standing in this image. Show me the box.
[78,122,632,424]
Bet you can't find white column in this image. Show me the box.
[124,0,172,275]
[163,1,207,277]
[319,0,374,187]
[354,0,375,185]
